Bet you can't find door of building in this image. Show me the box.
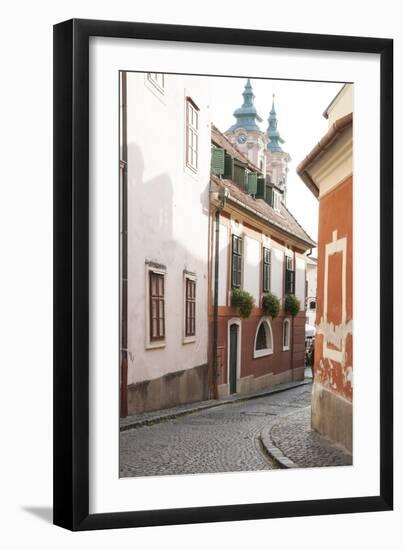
[229,324,238,394]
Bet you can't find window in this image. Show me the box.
[149,271,165,341]
[262,247,271,292]
[309,300,316,310]
[272,189,281,212]
[147,72,165,93]
[185,277,196,337]
[231,235,242,288]
[253,318,274,358]
[285,255,295,295]
[186,98,199,172]
[283,318,291,350]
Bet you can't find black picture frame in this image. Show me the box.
[53,18,393,531]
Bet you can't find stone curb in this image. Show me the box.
[260,412,303,469]
[120,380,311,432]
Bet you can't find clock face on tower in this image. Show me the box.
[237,133,247,144]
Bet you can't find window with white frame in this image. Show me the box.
[184,275,196,339]
[272,189,281,212]
[253,318,274,358]
[262,247,271,292]
[149,270,165,342]
[147,72,165,93]
[285,254,295,295]
[283,318,291,350]
[186,98,199,172]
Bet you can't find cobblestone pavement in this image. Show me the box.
[120,383,312,478]
[266,407,352,468]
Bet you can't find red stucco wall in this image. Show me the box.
[314,175,353,401]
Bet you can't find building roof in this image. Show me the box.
[211,175,316,248]
[297,112,353,197]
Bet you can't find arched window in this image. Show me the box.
[253,318,273,358]
[283,318,291,351]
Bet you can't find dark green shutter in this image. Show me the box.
[266,185,273,206]
[211,148,225,176]
[224,153,234,179]
[234,164,246,188]
[247,172,257,195]
[256,177,266,199]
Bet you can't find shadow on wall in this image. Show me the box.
[123,141,211,408]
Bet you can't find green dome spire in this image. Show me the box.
[267,94,285,152]
[227,78,263,132]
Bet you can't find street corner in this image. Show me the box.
[260,406,353,469]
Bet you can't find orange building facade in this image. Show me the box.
[298,84,353,452]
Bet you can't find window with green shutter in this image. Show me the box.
[211,147,225,176]
[231,235,242,288]
[262,247,271,292]
[233,164,246,189]
[256,177,266,199]
[247,172,258,195]
[224,152,234,179]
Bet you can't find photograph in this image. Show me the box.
[118,72,353,478]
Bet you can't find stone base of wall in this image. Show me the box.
[217,366,305,399]
[127,363,209,415]
[311,382,352,453]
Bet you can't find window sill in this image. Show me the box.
[283,346,290,352]
[183,336,196,345]
[145,340,166,350]
[253,348,273,359]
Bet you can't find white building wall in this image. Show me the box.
[306,261,317,326]
[271,246,284,300]
[243,235,260,304]
[295,256,306,311]
[218,222,229,306]
[125,72,211,385]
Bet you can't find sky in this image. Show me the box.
[208,77,343,248]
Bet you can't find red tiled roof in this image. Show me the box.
[210,125,315,248]
[211,175,316,248]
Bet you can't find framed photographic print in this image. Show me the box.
[53,19,393,530]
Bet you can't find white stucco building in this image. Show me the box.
[305,255,317,328]
[120,72,211,415]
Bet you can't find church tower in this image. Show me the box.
[225,79,267,171]
[265,95,291,204]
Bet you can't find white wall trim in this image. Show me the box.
[283,317,291,351]
[253,317,274,358]
[227,318,242,389]
[144,262,167,350]
[182,271,197,345]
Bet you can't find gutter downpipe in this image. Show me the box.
[120,71,128,418]
[211,206,221,400]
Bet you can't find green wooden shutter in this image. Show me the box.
[234,164,246,188]
[211,148,225,176]
[247,172,257,195]
[224,153,234,179]
[256,177,266,199]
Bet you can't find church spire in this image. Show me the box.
[227,78,263,132]
[267,94,285,152]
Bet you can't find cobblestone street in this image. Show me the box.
[120,384,312,477]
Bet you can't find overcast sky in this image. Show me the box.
[208,77,343,249]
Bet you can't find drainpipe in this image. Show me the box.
[211,188,228,400]
[211,207,220,400]
[120,71,128,418]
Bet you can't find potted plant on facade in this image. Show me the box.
[262,291,281,319]
[284,294,300,317]
[231,288,255,319]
